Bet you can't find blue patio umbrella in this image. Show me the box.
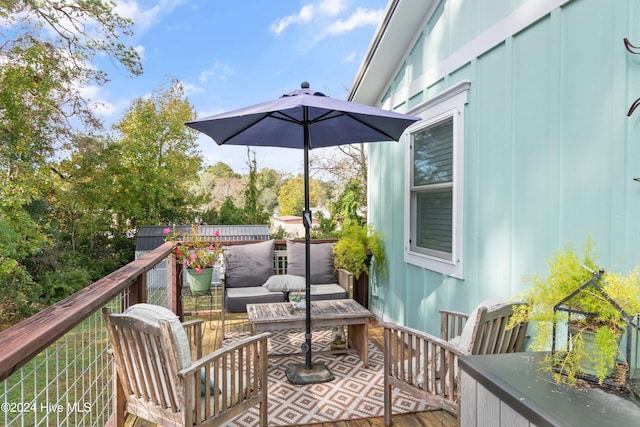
[186,82,419,383]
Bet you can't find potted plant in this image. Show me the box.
[509,237,640,385]
[164,225,223,292]
[333,223,387,280]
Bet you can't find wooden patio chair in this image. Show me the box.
[102,304,270,427]
[382,299,528,424]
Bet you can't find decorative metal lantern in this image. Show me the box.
[551,269,640,398]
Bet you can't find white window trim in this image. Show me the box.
[404,81,469,279]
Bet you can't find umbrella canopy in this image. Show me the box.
[185,82,417,149]
[186,82,419,379]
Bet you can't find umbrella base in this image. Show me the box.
[285,362,334,385]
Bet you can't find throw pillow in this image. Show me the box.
[286,240,336,284]
[223,240,275,288]
[262,274,306,292]
[123,304,192,369]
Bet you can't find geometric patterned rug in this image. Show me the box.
[223,328,433,426]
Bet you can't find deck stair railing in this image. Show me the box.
[0,241,180,426]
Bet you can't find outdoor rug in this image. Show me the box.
[224,328,432,426]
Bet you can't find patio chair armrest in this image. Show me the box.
[380,321,465,356]
[336,268,353,296]
[381,321,463,416]
[182,319,204,360]
[178,332,272,377]
[438,309,469,341]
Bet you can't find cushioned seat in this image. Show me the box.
[309,284,348,301]
[220,239,353,338]
[225,286,286,313]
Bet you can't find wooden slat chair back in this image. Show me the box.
[468,303,528,355]
[382,300,528,424]
[103,305,270,427]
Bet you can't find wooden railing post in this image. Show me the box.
[128,272,147,306]
[353,271,369,309]
[171,254,184,320]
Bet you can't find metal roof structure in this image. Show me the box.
[135,225,271,252]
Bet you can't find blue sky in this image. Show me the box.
[90,0,389,175]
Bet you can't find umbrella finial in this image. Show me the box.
[301,81,310,89]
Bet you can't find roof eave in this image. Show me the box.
[348,0,436,106]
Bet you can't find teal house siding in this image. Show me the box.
[353,0,640,335]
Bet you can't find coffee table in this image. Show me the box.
[246,299,373,367]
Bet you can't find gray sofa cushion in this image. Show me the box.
[286,240,336,284]
[309,284,347,301]
[225,286,286,312]
[223,240,275,288]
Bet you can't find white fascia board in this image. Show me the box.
[348,0,437,105]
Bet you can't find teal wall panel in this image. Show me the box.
[369,0,640,334]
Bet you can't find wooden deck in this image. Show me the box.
[127,410,457,427]
[125,315,458,427]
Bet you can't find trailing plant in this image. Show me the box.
[333,223,387,280]
[509,237,640,384]
[164,225,223,273]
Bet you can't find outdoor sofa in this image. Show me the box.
[221,239,352,312]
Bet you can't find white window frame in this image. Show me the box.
[404,81,469,279]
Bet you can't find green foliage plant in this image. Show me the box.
[333,223,387,280]
[508,237,640,384]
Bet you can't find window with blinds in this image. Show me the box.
[404,81,467,279]
[410,117,453,260]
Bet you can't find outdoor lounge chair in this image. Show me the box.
[382,299,528,423]
[102,304,270,427]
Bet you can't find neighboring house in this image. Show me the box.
[272,215,319,238]
[349,0,640,335]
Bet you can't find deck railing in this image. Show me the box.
[0,238,341,426]
[0,241,179,426]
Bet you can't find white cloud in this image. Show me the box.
[343,50,357,63]
[114,0,187,32]
[318,0,347,16]
[134,44,145,59]
[270,0,347,35]
[78,85,128,117]
[198,62,235,84]
[181,82,204,96]
[326,7,384,35]
[114,1,161,31]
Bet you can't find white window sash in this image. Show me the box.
[404,81,469,279]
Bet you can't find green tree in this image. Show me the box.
[256,168,284,214]
[331,179,365,225]
[217,197,246,224]
[206,162,241,179]
[0,0,143,327]
[109,80,202,229]
[1,0,142,80]
[243,148,270,224]
[278,176,307,216]
[277,175,325,216]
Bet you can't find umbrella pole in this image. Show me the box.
[285,109,333,385]
[303,123,313,370]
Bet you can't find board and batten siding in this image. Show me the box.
[368,0,640,335]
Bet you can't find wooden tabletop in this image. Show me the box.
[247,299,371,325]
